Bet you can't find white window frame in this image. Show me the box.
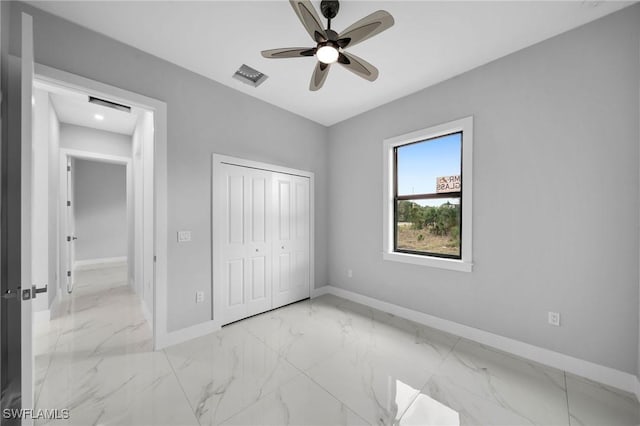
[382,116,473,272]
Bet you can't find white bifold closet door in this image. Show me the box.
[272,172,310,308]
[221,164,273,324]
[220,164,310,325]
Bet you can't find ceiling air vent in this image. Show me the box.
[233,64,268,88]
[88,96,131,113]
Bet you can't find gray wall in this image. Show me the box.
[328,5,640,374]
[8,2,329,331]
[60,123,132,158]
[73,159,127,261]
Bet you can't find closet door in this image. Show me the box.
[244,170,272,317]
[272,173,310,308]
[220,164,272,324]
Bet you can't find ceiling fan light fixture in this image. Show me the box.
[316,44,339,64]
[261,0,394,90]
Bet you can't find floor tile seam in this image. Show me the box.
[394,366,445,424]
[434,336,462,373]
[564,371,573,426]
[438,335,462,364]
[276,343,375,425]
[33,354,55,408]
[34,303,79,408]
[239,319,364,363]
[296,365,373,426]
[439,338,574,410]
[164,330,303,426]
[211,363,306,426]
[163,348,203,426]
[424,371,573,425]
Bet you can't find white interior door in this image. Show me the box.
[220,164,273,324]
[21,11,35,423]
[272,173,310,308]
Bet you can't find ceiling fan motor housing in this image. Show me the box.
[320,0,340,19]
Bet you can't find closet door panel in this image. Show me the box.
[251,177,267,243]
[277,179,291,241]
[226,259,244,307]
[250,257,266,299]
[273,173,310,308]
[227,175,244,244]
[221,166,248,323]
[245,171,272,317]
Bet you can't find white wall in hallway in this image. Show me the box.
[31,88,49,314]
[73,159,127,262]
[130,110,154,321]
[60,123,131,158]
[47,91,60,307]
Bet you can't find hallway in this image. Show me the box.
[34,264,197,425]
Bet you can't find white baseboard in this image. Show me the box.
[33,309,50,323]
[74,256,127,271]
[311,286,330,298]
[140,299,153,328]
[155,320,221,350]
[312,285,639,398]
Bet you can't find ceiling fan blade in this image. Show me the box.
[261,47,316,59]
[338,52,379,82]
[310,61,330,91]
[289,0,328,43]
[338,10,394,49]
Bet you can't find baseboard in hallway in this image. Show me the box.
[74,256,127,271]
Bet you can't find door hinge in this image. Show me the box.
[67,200,71,207]
[67,165,71,172]
[67,270,71,277]
[154,255,157,262]
[66,236,71,242]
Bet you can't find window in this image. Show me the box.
[383,117,473,272]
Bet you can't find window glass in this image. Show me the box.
[395,198,461,257]
[394,132,462,259]
[396,133,461,196]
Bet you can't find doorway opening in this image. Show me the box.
[29,71,162,408]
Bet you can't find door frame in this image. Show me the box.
[33,63,168,350]
[211,154,315,326]
[58,149,132,295]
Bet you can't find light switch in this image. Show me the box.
[177,231,191,243]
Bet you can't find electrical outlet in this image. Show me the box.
[178,231,192,243]
[196,291,205,303]
[347,269,353,278]
[548,311,560,327]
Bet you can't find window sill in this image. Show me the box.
[383,251,473,272]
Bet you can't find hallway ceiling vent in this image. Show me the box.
[233,64,268,88]
[88,96,131,113]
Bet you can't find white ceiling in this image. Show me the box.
[40,82,139,135]
[29,1,633,126]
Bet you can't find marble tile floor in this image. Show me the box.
[34,265,640,425]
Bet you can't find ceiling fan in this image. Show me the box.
[261,0,394,91]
